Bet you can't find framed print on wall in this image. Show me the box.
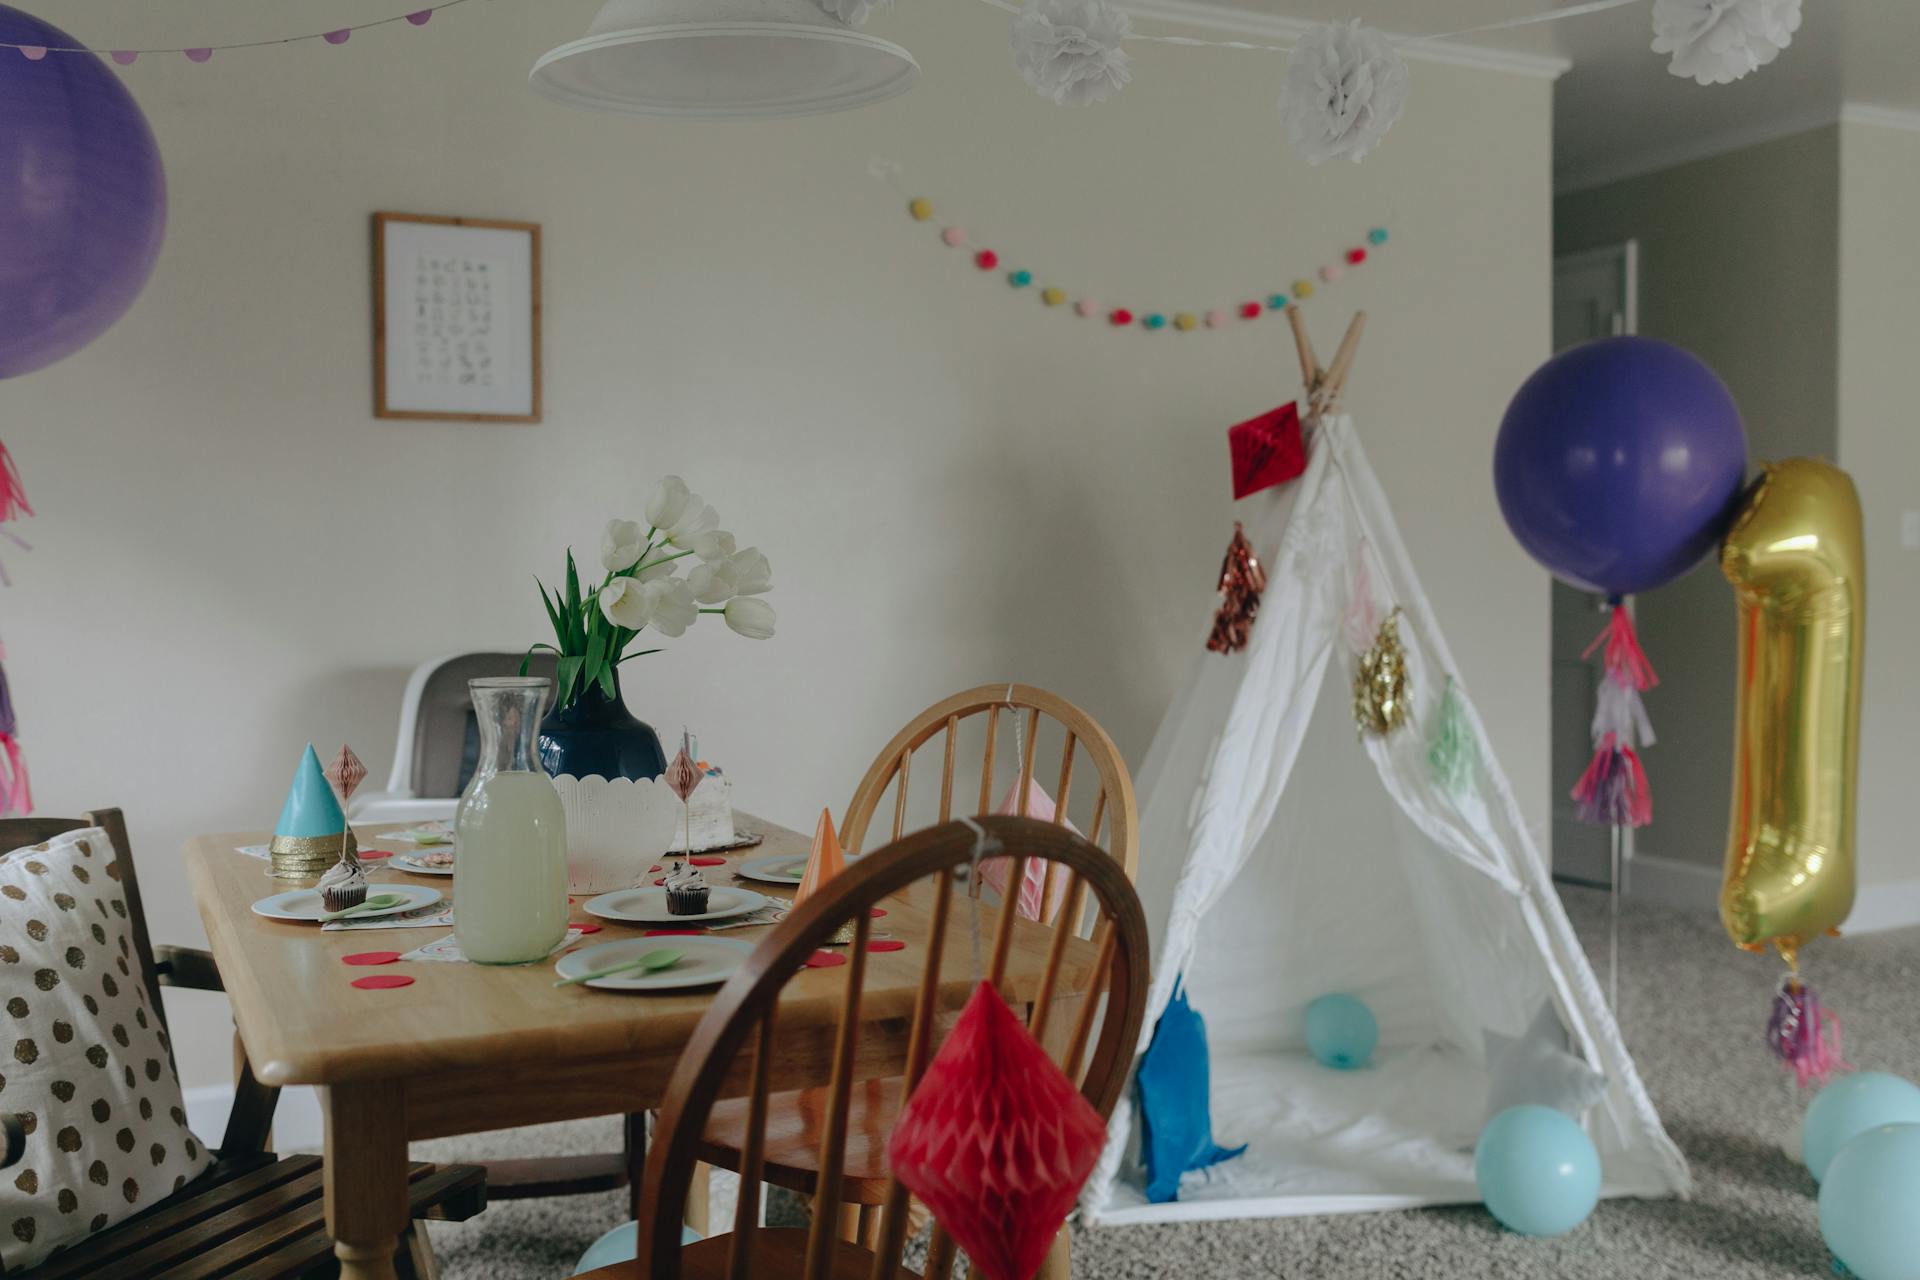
[373,212,542,423]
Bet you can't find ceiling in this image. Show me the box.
[1148,0,1920,189]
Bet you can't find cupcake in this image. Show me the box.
[317,857,368,913]
[664,861,710,916]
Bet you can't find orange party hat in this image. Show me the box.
[793,808,845,908]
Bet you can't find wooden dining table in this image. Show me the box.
[183,813,1094,1280]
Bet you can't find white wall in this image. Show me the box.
[1839,119,1920,916]
[3,1,1555,1092]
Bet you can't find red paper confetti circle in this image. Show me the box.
[869,940,906,953]
[574,923,603,935]
[357,848,392,861]
[341,951,402,966]
[870,908,888,919]
[688,856,727,867]
[350,974,415,990]
[804,951,848,968]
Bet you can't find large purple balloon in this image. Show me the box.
[0,5,166,379]
[1494,337,1749,596]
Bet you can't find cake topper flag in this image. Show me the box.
[888,981,1110,1280]
[665,729,703,855]
[323,744,367,804]
[665,731,702,802]
[794,808,845,908]
[1228,401,1306,500]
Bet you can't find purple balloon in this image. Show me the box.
[1494,337,1749,596]
[0,5,167,379]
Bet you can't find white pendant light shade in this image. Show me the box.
[530,0,920,119]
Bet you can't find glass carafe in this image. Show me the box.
[455,677,569,965]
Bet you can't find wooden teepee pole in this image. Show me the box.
[1287,308,1368,418]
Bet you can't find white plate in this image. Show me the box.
[554,936,755,992]
[734,853,808,886]
[581,885,770,925]
[392,853,455,877]
[251,884,443,923]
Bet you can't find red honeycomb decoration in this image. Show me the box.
[887,981,1109,1280]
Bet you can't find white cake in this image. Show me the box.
[548,764,738,893]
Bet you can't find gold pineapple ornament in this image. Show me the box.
[1353,608,1411,736]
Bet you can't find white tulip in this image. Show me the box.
[724,596,777,640]
[598,576,655,630]
[647,578,700,637]
[688,528,736,563]
[645,476,693,531]
[687,560,738,605]
[666,502,720,548]
[600,519,646,573]
[727,547,773,596]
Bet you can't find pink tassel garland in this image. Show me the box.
[0,439,29,525]
[0,659,27,818]
[1570,733,1651,828]
[1583,604,1658,692]
[1767,978,1850,1089]
[1573,603,1658,828]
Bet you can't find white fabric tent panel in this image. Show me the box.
[1083,417,1690,1226]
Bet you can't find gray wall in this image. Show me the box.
[1554,127,1842,871]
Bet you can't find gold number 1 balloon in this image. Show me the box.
[1719,459,1865,968]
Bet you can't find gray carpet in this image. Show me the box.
[420,887,1920,1278]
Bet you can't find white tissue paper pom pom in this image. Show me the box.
[817,0,889,28]
[1278,20,1410,166]
[1010,0,1133,108]
[1651,0,1801,86]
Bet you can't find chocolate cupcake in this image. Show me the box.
[317,858,368,913]
[664,861,710,916]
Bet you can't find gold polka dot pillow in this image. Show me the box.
[0,828,211,1269]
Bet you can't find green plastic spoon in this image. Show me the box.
[554,949,685,988]
[317,893,409,922]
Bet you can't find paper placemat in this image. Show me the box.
[401,929,584,963]
[320,901,455,932]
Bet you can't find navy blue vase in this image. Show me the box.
[536,676,666,782]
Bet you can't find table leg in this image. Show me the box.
[325,1082,409,1280]
[1034,1228,1071,1280]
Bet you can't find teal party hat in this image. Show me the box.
[276,744,345,838]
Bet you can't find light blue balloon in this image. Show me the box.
[573,1221,701,1274]
[1804,1073,1920,1183]
[1819,1122,1920,1279]
[1474,1105,1601,1237]
[1304,994,1378,1070]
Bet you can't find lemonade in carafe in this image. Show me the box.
[454,677,569,964]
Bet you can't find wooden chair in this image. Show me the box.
[695,684,1139,1233]
[0,810,486,1279]
[578,815,1150,1280]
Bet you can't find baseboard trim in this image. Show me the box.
[1621,853,1721,911]
[183,1083,325,1153]
[1610,855,1920,936]
[1843,878,1920,936]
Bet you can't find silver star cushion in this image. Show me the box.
[1484,1001,1607,1124]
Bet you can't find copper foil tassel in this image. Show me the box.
[1207,523,1268,655]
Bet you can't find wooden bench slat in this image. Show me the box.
[136,1167,331,1278]
[30,1155,319,1279]
[217,1224,339,1280]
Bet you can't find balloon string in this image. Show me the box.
[0,0,475,57]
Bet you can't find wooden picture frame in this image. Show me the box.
[373,212,542,423]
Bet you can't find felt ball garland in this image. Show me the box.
[909,196,1386,335]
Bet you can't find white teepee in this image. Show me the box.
[1081,409,1690,1225]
